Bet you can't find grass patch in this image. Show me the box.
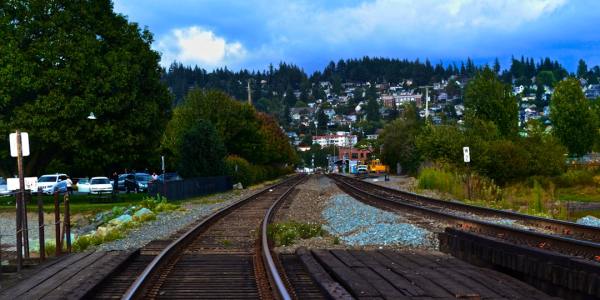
[557,186,600,202]
[267,222,324,246]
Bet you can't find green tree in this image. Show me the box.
[550,78,597,156]
[577,59,588,79]
[365,97,381,122]
[0,0,171,175]
[380,104,422,174]
[464,67,518,138]
[163,89,265,166]
[317,109,329,130]
[177,120,226,178]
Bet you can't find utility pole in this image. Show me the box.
[419,85,433,120]
[247,80,252,105]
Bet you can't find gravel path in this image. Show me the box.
[274,175,438,253]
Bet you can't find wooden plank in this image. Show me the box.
[312,249,381,298]
[45,251,136,300]
[353,266,409,300]
[350,251,425,297]
[410,252,503,299]
[295,247,354,300]
[331,249,366,268]
[377,250,453,298]
[0,252,94,298]
[397,251,480,299]
[20,251,107,299]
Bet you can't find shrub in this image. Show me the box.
[267,222,324,246]
[556,170,595,187]
[224,155,255,187]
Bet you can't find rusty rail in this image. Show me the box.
[121,175,304,300]
[330,174,600,261]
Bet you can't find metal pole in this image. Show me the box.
[15,130,24,270]
[38,188,45,261]
[64,194,71,253]
[54,191,61,256]
[22,192,29,259]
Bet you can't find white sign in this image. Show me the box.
[463,146,471,163]
[7,177,38,191]
[9,132,30,157]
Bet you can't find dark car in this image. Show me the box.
[157,172,182,182]
[135,173,152,192]
[117,173,139,192]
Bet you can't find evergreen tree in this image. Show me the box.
[366,97,381,122]
[493,58,501,74]
[317,109,329,131]
[577,59,588,79]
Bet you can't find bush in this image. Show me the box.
[417,167,464,199]
[267,222,324,246]
[556,170,595,187]
[224,155,255,187]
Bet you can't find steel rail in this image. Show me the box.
[121,175,303,300]
[332,174,600,242]
[330,175,600,261]
[261,176,307,300]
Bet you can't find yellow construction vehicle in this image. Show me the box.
[368,159,389,173]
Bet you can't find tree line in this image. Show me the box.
[380,68,599,185]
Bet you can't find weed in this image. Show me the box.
[267,222,324,246]
[222,239,232,247]
[332,236,340,245]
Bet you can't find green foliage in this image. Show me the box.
[556,169,595,187]
[317,109,329,130]
[380,104,422,174]
[177,120,226,178]
[464,67,518,138]
[365,97,381,122]
[417,167,464,199]
[140,195,179,212]
[0,0,171,175]
[550,78,598,156]
[267,222,324,246]
[163,89,265,166]
[224,155,255,187]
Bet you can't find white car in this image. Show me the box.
[75,178,90,194]
[89,177,113,194]
[38,174,68,195]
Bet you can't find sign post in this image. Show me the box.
[463,146,471,199]
[10,130,30,271]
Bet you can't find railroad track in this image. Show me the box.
[89,174,325,299]
[329,174,600,261]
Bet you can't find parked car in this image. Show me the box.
[156,172,183,182]
[118,173,139,192]
[37,174,68,195]
[135,173,151,192]
[0,177,10,196]
[89,177,113,194]
[75,178,90,194]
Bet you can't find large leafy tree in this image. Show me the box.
[163,89,266,165]
[177,120,226,178]
[464,67,518,138]
[380,104,422,175]
[550,78,597,157]
[0,0,171,176]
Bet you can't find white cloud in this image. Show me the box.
[267,0,567,44]
[156,26,246,68]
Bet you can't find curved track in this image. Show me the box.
[330,174,600,261]
[109,175,309,299]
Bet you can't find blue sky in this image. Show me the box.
[113,0,600,73]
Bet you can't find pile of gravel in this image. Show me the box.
[576,215,600,228]
[322,194,436,248]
